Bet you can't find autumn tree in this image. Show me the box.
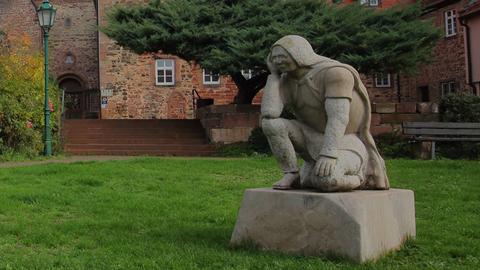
[0,33,60,157]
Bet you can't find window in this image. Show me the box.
[375,73,391,87]
[156,59,175,86]
[360,0,379,7]
[444,10,457,37]
[441,81,456,96]
[64,17,72,27]
[203,69,220,85]
[65,52,75,65]
[241,69,254,80]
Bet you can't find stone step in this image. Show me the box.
[63,138,207,144]
[63,132,206,138]
[64,143,216,151]
[63,119,203,128]
[64,149,217,156]
[62,119,215,156]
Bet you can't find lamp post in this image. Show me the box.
[37,0,56,156]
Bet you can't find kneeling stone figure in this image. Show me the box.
[262,35,389,192]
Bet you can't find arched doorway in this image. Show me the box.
[59,76,100,119]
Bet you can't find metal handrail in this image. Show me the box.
[59,88,66,147]
[192,88,201,118]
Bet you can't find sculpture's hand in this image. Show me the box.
[314,156,337,177]
[266,54,280,76]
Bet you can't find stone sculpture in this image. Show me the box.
[261,35,389,192]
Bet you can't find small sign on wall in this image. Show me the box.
[101,88,113,97]
[101,96,108,109]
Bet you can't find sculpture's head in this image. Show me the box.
[268,35,328,72]
[270,46,298,74]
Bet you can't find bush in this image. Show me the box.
[437,93,480,159]
[248,127,271,154]
[439,93,480,122]
[0,34,61,158]
[216,142,256,157]
[374,132,416,159]
[436,142,480,160]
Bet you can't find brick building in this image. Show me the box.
[0,0,100,119]
[400,0,480,102]
[1,0,477,120]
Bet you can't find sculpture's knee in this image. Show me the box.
[262,118,287,137]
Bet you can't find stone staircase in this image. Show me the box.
[62,119,217,156]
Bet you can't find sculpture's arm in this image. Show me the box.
[261,75,284,119]
[320,98,350,158]
[315,68,354,176]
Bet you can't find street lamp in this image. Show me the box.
[37,0,56,156]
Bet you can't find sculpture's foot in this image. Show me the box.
[273,172,300,190]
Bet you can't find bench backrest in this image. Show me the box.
[403,122,480,140]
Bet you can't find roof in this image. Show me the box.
[460,0,480,19]
[422,0,461,15]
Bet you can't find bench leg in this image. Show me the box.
[431,141,436,160]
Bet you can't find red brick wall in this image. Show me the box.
[0,0,42,50]
[400,0,468,102]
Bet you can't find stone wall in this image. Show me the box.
[48,0,99,90]
[0,0,98,90]
[98,0,239,119]
[196,105,261,144]
[370,102,439,136]
[197,103,439,144]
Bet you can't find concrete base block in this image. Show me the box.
[230,188,415,263]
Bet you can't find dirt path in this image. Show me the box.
[0,156,139,168]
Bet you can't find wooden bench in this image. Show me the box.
[403,122,480,159]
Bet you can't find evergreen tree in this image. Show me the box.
[103,0,440,104]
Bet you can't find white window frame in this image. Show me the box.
[441,81,456,97]
[155,59,175,86]
[203,69,220,85]
[375,73,391,87]
[241,69,254,80]
[444,10,457,37]
[360,0,379,7]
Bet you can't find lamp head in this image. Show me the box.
[37,0,56,30]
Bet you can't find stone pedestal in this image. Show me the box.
[230,188,415,263]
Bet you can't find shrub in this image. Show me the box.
[0,34,61,157]
[439,93,480,122]
[436,142,480,160]
[374,132,416,159]
[216,142,256,157]
[248,127,271,154]
[437,93,480,159]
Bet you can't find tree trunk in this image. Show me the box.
[230,71,269,104]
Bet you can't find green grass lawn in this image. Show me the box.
[0,157,478,269]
